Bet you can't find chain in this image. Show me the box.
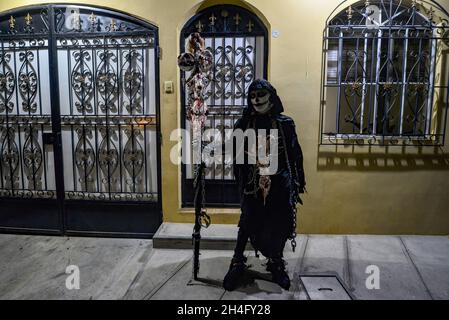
[200,163,211,228]
[275,119,297,252]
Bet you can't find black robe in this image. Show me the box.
[233,79,306,258]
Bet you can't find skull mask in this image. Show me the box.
[250,89,272,114]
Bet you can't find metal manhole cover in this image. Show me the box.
[299,274,355,300]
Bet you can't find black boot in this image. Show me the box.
[266,258,290,290]
[223,256,247,291]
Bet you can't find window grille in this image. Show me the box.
[321,0,449,146]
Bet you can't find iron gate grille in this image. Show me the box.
[57,33,158,202]
[0,7,54,200]
[0,4,161,237]
[320,0,449,146]
[180,5,268,206]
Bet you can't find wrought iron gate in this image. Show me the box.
[0,5,161,238]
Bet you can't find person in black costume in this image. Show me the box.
[223,79,306,291]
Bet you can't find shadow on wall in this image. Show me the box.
[317,145,449,171]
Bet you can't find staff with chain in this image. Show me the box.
[178,33,213,280]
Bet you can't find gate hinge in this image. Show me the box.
[157,46,162,59]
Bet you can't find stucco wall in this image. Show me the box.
[1,0,448,234]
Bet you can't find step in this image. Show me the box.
[153,223,253,250]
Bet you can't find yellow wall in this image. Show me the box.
[1,0,448,235]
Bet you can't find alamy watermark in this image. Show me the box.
[65,265,80,290]
[170,128,279,175]
[365,265,380,290]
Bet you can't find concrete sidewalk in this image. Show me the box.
[0,233,447,300]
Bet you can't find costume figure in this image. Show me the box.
[223,79,306,291]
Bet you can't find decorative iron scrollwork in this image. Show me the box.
[60,31,156,200]
[206,43,255,101]
[8,16,15,33]
[0,52,16,113]
[184,5,266,35]
[88,13,99,32]
[0,126,20,189]
[18,51,38,113]
[60,115,156,126]
[121,50,143,114]
[98,126,119,189]
[71,50,94,113]
[0,5,159,202]
[24,13,34,33]
[0,9,51,35]
[74,126,96,190]
[96,50,118,113]
[22,126,43,189]
[65,191,155,201]
[51,8,146,34]
[123,127,144,188]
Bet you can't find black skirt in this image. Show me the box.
[238,170,294,257]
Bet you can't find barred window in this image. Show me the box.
[321,0,449,146]
[180,4,268,206]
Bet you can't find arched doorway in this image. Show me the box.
[180,4,269,207]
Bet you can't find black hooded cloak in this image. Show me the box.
[233,79,306,257]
